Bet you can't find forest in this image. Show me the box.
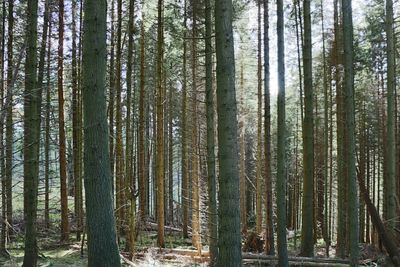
[0,0,399,266]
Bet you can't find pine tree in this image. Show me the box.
[215,0,241,266]
[81,0,121,264]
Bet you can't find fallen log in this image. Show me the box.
[357,168,400,266]
[144,222,183,233]
[242,253,350,264]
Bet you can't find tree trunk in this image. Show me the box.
[342,0,359,264]
[22,0,40,265]
[5,0,14,235]
[263,0,275,256]
[385,0,397,233]
[81,0,121,264]
[139,7,146,222]
[71,0,83,241]
[181,0,189,239]
[300,0,314,257]
[44,17,52,230]
[215,0,242,266]
[255,0,263,235]
[205,0,218,263]
[277,0,289,264]
[156,0,165,248]
[125,0,136,256]
[58,0,69,243]
[239,64,247,235]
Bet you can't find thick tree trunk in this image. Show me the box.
[215,0,242,266]
[342,0,359,264]
[22,0,40,265]
[81,0,121,265]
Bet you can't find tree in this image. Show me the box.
[300,0,314,257]
[125,0,136,256]
[277,0,289,264]
[256,0,263,234]
[81,0,121,265]
[384,0,396,233]
[342,0,359,265]
[156,0,165,248]
[139,3,146,222]
[263,0,275,255]
[58,0,69,242]
[5,0,14,237]
[71,0,83,241]
[22,0,40,265]
[181,0,189,239]
[191,0,201,253]
[215,0,241,266]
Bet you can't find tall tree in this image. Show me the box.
[255,0,263,234]
[342,0,359,264]
[263,0,275,255]
[277,0,289,264]
[385,0,397,233]
[156,0,165,248]
[300,0,314,257]
[191,0,201,252]
[82,0,121,265]
[5,0,14,235]
[71,0,83,241]
[215,0,241,266]
[115,0,125,235]
[58,0,69,242]
[22,0,40,265]
[125,0,136,255]
[139,4,146,221]
[181,0,189,239]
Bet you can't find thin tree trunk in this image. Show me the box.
[125,0,136,256]
[300,0,314,257]
[277,0,289,264]
[256,0,263,234]
[5,0,14,234]
[156,0,165,248]
[139,7,146,222]
[115,0,125,236]
[385,0,397,233]
[181,0,189,239]
[58,0,69,243]
[205,0,218,263]
[0,0,7,255]
[239,64,247,235]
[263,0,275,256]
[44,16,52,230]
[72,0,82,241]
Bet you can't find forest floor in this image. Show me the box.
[0,216,391,267]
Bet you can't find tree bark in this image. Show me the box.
[22,0,40,265]
[81,0,121,264]
[215,0,242,266]
[277,0,289,264]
